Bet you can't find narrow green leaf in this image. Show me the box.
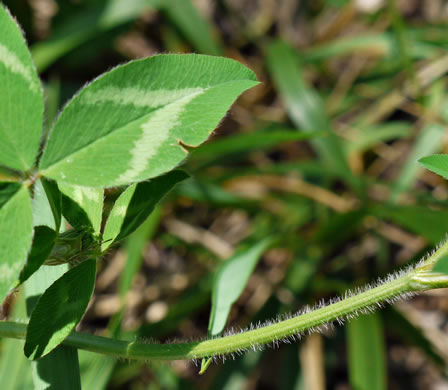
[108,208,162,335]
[419,154,448,180]
[0,290,33,390]
[161,0,222,55]
[390,118,444,202]
[304,33,393,62]
[0,184,33,302]
[175,178,251,207]
[39,54,258,187]
[58,183,103,235]
[0,4,43,171]
[346,122,411,154]
[209,238,274,336]
[347,313,387,390]
[79,350,115,390]
[372,204,448,244]
[102,170,188,250]
[200,239,274,372]
[24,259,97,359]
[31,0,163,72]
[266,40,360,192]
[189,128,324,163]
[24,264,82,390]
[119,207,161,297]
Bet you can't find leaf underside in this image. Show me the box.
[102,170,188,250]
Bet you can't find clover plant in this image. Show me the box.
[1,4,448,386]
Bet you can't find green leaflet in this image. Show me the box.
[208,238,274,336]
[19,227,56,285]
[0,184,33,302]
[25,263,82,389]
[0,5,43,172]
[419,154,448,180]
[24,259,97,360]
[32,179,62,231]
[372,204,448,244]
[39,54,258,187]
[200,237,273,373]
[19,179,62,284]
[58,183,103,235]
[347,313,387,390]
[102,170,188,251]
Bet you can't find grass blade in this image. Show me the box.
[347,312,386,390]
[266,40,361,193]
[161,0,222,55]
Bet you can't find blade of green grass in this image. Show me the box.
[0,290,33,390]
[389,123,444,203]
[266,40,362,193]
[189,128,325,166]
[347,312,387,390]
[389,80,446,202]
[372,203,448,244]
[161,0,222,55]
[120,207,161,298]
[31,0,163,72]
[79,350,116,390]
[346,122,412,154]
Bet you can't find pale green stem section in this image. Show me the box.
[2,240,448,361]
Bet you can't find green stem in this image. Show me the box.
[2,241,448,361]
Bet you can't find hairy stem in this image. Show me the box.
[2,240,448,361]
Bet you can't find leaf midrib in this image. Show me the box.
[39,78,252,175]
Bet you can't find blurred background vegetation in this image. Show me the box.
[1,0,448,389]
